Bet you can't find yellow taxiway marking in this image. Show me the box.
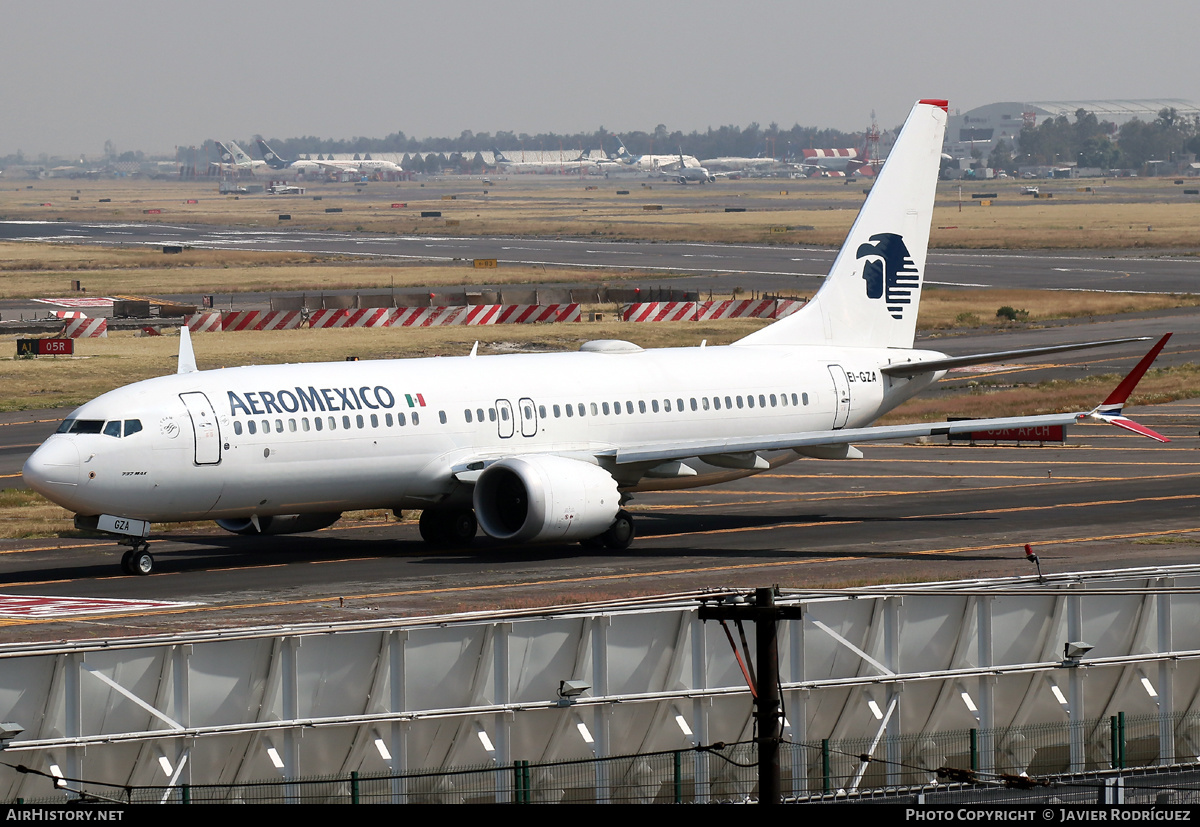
[4,524,1200,629]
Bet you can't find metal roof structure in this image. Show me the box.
[3,564,1200,802]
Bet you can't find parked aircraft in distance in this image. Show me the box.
[609,136,701,172]
[211,141,270,175]
[798,147,878,178]
[23,100,1171,576]
[700,156,784,173]
[666,150,715,184]
[254,138,402,177]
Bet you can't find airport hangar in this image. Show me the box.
[943,97,1200,163]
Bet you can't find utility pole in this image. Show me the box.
[698,586,804,804]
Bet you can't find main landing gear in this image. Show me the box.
[119,540,154,576]
[419,508,478,548]
[581,510,635,551]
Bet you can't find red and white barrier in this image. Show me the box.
[308,309,349,328]
[623,302,698,322]
[465,304,581,325]
[388,306,467,327]
[222,311,303,331]
[185,312,224,333]
[54,310,89,320]
[343,309,395,328]
[60,317,107,338]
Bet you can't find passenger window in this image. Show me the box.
[759,395,766,407]
[476,408,484,422]
[747,395,754,409]
[385,413,393,427]
[639,401,647,414]
[234,421,243,435]
[590,403,598,416]
[356,415,364,429]
[800,393,807,406]
[412,412,420,426]
[780,393,788,407]
[439,411,447,424]
[314,417,323,431]
[289,419,297,432]
[328,416,336,430]
[538,405,546,418]
[602,402,610,415]
[248,421,257,435]
[397,413,406,426]
[736,396,744,409]
[691,398,698,411]
[488,408,496,422]
[770,394,777,407]
[103,421,121,438]
[124,419,143,436]
[275,419,283,432]
[303,418,311,431]
[702,397,709,411]
[370,414,378,428]
[343,415,352,429]
[465,409,473,423]
[661,399,669,412]
[262,419,270,432]
[678,398,684,411]
[563,405,571,418]
[725,396,733,409]
[713,397,721,411]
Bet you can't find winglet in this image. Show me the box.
[177,325,198,374]
[1083,333,1171,441]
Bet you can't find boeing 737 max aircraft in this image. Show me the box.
[23,100,1171,575]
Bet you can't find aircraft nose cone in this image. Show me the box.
[22,438,81,498]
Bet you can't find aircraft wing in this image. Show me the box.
[881,337,1151,377]
[612,411,1081,466]
[615,333,1172,464]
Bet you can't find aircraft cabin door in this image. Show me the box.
[518,397,538,437]
[179,391,222,465]
[827,365,851,430]
[495,399,515,438]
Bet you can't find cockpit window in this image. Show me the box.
[124,419,142,436]
[103,421,122,438]
[57,419,105,435]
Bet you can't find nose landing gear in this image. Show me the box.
[119,541,154,576]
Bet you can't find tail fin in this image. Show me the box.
[225,141,254,166]
[491,147,510,163]
[736,99,947,349]
[213,141,234,163]
[256,138,289,169]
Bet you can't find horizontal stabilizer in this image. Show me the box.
[881,337,1150,377]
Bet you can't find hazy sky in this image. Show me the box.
[2,0,1196,158]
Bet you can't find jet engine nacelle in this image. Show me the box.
[473,456,620,543]
[216,512,343,536]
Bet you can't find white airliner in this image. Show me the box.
[23,100,1171,576]
[255,138,403,177]
[211,141,270,176]
[610,137,701,172]
[666,149,715,184]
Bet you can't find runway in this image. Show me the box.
[3,221,1200,301]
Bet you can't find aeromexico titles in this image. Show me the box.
[23,100,1172,576]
